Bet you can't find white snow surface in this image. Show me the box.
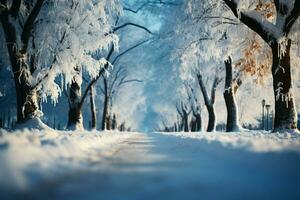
[0,129,300,200]
[0,128,135,192]
[158,131,300,153]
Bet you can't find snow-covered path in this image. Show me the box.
[3,133,300,200]
[3,131,297,200]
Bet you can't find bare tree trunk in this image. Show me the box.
[89,86,96,130]
[271,40,298,132]
[67,80,83,130]
[223,57,241,132]
[206,107,215,132]
[190,118,196,132]
[106,114,111,130]
[176,102,190,132]
[111,114,117,130]
[191,106,202,132]
[174,123,178,132]
[194,113,202,131]
[183,115,189,132]
[101,78,109,130]
[197,74,217,132]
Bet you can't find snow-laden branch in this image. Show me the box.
[123,0,180,13]
[80,38,150,107]
[282,0,300,35]
[111,39,150,65]
[223,0,277,44]
[224,0,300,46]
[31,29,68,91]
[113,22,153,34]
[79,45,115,107]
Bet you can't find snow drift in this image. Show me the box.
[0,128,134,192]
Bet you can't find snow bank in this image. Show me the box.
[0,129,134,191]
[156,131,300,154]
[13,117,52,130]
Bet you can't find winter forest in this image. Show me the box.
[0,0,300,199]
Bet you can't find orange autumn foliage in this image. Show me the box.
[254,0,276,20]
[235,33,272,85]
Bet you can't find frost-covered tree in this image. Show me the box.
[0,0,120,126]
[65,16,152,130]
[1,0,46,123]
[176,0,237,132]
[176,0,300,132]
[222,0,300,132]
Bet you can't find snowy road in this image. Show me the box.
[2,131,300,200]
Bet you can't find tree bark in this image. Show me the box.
[183,115,189,132]
[1,13,39,123]
[106,114,111,130]
[194,113,202,131]
[101,78,109,130]
[223,57,241,132]
[206,106,215,132]
[176,102,190,132]
[190,118,196,132]
[67,80,83,130]
[89,86,96,130]
[1,1,45,124]
[197,74,217,132]
[271,40,298,132]
[111,114,117,130]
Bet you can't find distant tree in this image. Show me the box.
[66,18,151,130]
[98,40,147,131]
[111,114,117,130]
[196,73,221,132]
[223,56,242,132]
[176,102,191,132]
[89,86,96,130]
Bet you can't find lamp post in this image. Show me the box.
[265,104,271,131]
[261,99,266,130]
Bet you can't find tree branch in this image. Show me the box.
[21,0,44,53]
[283,0,300,35]
[123,2,148,13]
[197,72,211,107]
[113,22,153,34]
[176,103,183,117]
[124,0,179,13]
[111,39,150,65]
[80,45,115,107]
[0,1,8,16]
[119,79,143,86]
[223,0,276,44]
[30,29,68,91]
[10,0,21,16]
